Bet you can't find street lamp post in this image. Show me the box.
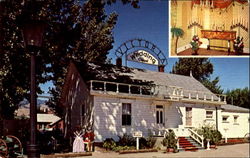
[22,20,46,158]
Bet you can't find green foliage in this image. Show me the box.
[162,138,168,146]
[233,36,244,54]
[103,134,156,151]
[171,27,184,54]
[0,0,138,117]
[112,145,135,152]
[138,136,156,149]
[190,35,201,51]
[226,87,250,109]
[171,58,213,81]
[138,137,147,148]
[106,0,140,8]
[146,136,157,148]
[171,27,184,38]
[201,77,223,94]
[190,41,199,51]
[163,129,177,149]
[196,125,222,145]
[103,138,116,150]
[117,134,136,146]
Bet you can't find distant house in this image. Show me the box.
[60,62,249,145]
[37,114,62,131]
[15,103,63,131]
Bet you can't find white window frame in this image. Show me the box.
[206,110,213,119]
[156,105,164,124]
[233,115,239,125]
[222,115,229,123]
[122,103,132,126]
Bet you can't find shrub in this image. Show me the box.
[211,130,222,145]
[112,145,135,152]
[103,138,116,150]
[146,136,157,148]
[162,138,168,146]
[163,129,177,149]
[117,134,136,146]
[196,125,222,145]
[139,137,148,149]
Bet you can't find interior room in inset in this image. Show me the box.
[170,0,249,56]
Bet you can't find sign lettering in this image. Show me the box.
[127,50,159,65]
[133,131,143,138]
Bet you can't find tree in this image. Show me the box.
[171,27,184,55]
[226,87,250,109]
[202,77,223,94]
[171,58,213,81]
[0,0,139,118]
[171,58,223,94]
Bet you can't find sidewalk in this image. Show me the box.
[84,143,249,158]
[21,143,249,158]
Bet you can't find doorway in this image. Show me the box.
[186,107,192,126]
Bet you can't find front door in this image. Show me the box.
[186,107,192,126]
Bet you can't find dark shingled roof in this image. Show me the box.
[78,63,219,99]
[122,69,212,93]
[221,104,250,113]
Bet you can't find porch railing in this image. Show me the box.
[187,128,204,148]
[177,138,180,150]
[89,80,227,103]
[90,80,155,96]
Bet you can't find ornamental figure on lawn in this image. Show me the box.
[83,127,95,152]
[233,36,244,54]
[190,35,202,55]
[73,126,85,153]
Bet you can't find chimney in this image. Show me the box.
[158,65,165,72]
[116,57,122,67]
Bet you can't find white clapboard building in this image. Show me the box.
[60,62,249,145]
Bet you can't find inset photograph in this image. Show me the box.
[169,0,249,57]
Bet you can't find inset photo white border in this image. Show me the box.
[168,0,249,58]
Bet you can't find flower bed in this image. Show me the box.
[119,148,158,154]
[218,138,248,146]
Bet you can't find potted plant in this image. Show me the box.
[162,129,178,153]
[190,35,202,55]
[171,27,184,55]
[233,36,244,54]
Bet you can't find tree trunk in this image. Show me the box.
[175,37,179,55]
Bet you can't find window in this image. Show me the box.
[156,105,164,124]
[206,111,213,119]
[234,116,239,124]
[222,116,229,123]
[122,103,131,126]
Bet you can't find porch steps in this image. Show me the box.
[178,137,203,152]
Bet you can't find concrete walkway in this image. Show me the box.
[81,143,249,158]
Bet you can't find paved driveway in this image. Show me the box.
[84,143,249,158]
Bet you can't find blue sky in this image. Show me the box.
[40,1,249,96]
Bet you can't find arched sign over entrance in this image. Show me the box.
[115,39,167,66]
[127,50,159,65]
